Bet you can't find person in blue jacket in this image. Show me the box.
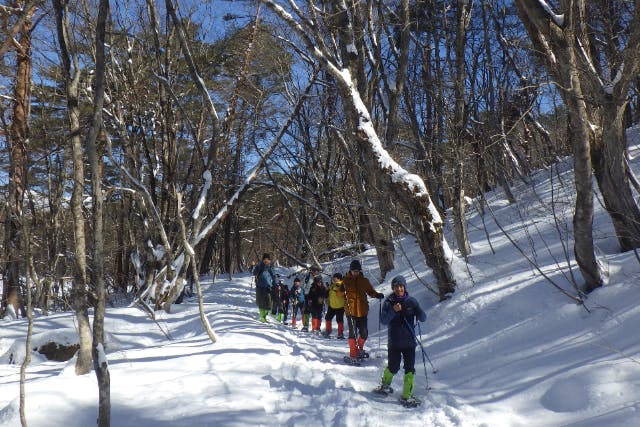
[253,253,277,322]
[374,275,427,406]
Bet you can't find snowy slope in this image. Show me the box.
[2,148,640,426]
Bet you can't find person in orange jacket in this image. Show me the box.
[343,259,384,363]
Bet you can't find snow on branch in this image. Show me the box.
[193,72,318,247]
[342,69,444,228]
[537,0,565,27]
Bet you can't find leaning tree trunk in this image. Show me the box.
[262,0,457,300]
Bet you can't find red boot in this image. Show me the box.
[348,338,358,357]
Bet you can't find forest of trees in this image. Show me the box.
[2,1,640,424]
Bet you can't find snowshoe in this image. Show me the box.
[399,396,422,408]
[373,384,393,396]
[357,350,370,359]
[343,356,361,366]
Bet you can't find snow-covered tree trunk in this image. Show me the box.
[262,0,456,299]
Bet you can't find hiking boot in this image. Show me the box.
[301,326,309,332]
[343,356,361,366]
[373,383,393,396]
[321,331,331,338]
[357,350,369,359]
[399,396,422,408]
[336,334,345,340]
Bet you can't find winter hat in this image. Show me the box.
[391,275,407,288]
[262,253,271,260]
[332,272,343,280]
[349,259,362,272]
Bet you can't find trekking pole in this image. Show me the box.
[403,317,438,374]
[378,300,382,356]
[417,321,437,373]
[402,318,431,391]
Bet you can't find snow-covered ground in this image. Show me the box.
[2,152,640,426]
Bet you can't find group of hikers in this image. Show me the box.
[252,252,427,407]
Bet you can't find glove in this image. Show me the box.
[376,292,384,299]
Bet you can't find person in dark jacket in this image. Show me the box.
[374,275,427,406]
[289,277,305,329]
[271,277,288,323]
[280,282,290,325]
[307,276,327,334]
[252,253,277,322]
[301,265,322,332]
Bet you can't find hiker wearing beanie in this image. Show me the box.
[374,274,427,407]
[253,253,277,323]
[343,259,384,364]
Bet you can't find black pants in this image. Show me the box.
[255,287,271,310]
[309,306,323,320]
[325,307,344,323]
[291,302,304,320]
[271,298,282,315]
[346,315,368,340]
[388,346,416,374]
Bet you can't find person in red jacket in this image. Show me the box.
[343,259,383,364]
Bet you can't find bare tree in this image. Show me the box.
[2,0,36,319]
[52,0,93,374]
[87,0,111,423]
[263,0,456,299]
[515,0,640,262]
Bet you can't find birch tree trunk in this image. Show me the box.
[514,0,604,290]
[515,0,640,259]
[52,0,93,374]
